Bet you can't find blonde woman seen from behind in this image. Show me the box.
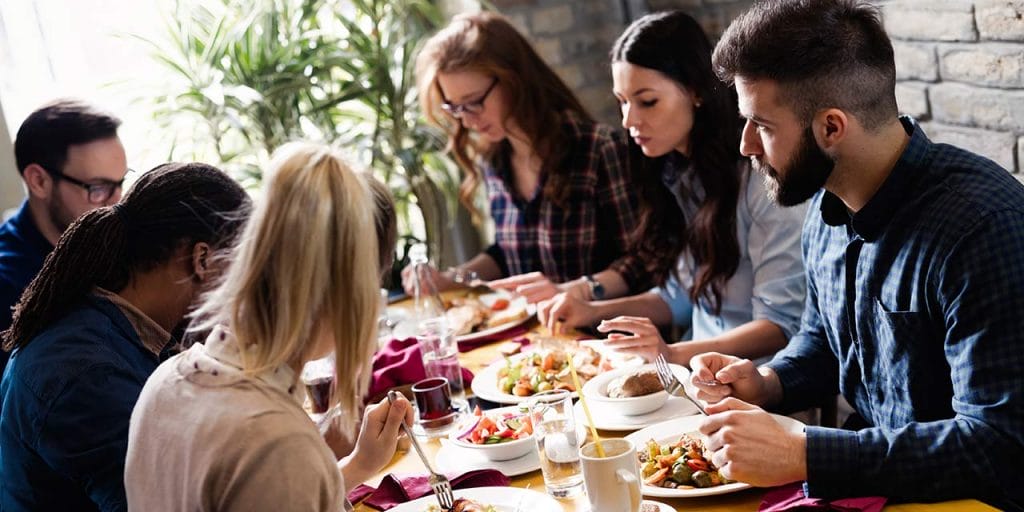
[125,143,412,511]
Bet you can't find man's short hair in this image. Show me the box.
[14,98,122,175]
[713,0,897,131]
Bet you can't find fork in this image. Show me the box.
[654,354,709,416]
[386,391,454,509]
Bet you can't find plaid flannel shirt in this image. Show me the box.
[483,114,642,285]
[765,117,1024,510]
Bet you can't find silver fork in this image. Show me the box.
[386,391,454,509]
[654,354,709,416]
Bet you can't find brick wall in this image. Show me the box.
[490,0,1024,174]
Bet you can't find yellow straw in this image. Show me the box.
[567,356,605,458]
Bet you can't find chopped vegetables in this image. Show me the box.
[638,433,730,489]
[456,405,533,445]
[495,346,610,397]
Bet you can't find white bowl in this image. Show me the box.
[448,406,535,461]
[582,364,668,416]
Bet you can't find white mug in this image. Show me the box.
[580,438,641,512]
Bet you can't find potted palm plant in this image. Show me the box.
[133,0,480,284]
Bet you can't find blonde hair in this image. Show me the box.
[192,142,379,438]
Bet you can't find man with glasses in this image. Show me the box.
[0,99,126,375]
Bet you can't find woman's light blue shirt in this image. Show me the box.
[656,158,807,341]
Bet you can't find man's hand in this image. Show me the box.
[537,292,598,334]
[689,352,776,406]
[489,272,563,303]
[400,263,454,296]
[699,398,807,487]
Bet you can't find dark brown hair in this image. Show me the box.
[2,163,251,351]
[14,98,122,175]
[713,0,897,130]
[365,173,398,275]
[416,11,592,215]
[611,11,742,312]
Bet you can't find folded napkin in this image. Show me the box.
[366,338,475,404]
[760,482,887,512]
[347,469,510,510]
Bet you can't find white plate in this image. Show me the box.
[471,348,644,405]
[389,486,562,512]
[641,500,675,512]
[456,292,535,343]
[435,439,541,477]
[576,363,698,430]
[625,413,805,498]
[390,291,535,343]
[575,395,698,431]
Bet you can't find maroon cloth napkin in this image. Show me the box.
[760,482,887,512]
[347,469,510,510]
[366,338,475,404]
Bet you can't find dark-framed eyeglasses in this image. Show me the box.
[440,78,498,119]
[45,167,132,204]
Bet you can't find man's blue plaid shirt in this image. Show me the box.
[766,117,1024,510]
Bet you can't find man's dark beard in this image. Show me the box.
[753,125,835,207]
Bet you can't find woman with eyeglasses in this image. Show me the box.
[538,11,807,368]
[403,12,644,304]
[0,163,250,511]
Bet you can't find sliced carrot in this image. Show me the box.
[644,467,669,486]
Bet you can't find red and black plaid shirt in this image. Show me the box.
[483,114,644,287]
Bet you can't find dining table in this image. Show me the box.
[354,298,998,512]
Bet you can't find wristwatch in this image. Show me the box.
[583,275,605,300]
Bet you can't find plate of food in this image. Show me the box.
[470,342,643,404]
[392,486,561,512]
[624,414,805,498]
[392,291,533,343]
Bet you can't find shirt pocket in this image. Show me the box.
[871,299,946,424]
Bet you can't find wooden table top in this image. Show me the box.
[355,308,995,512]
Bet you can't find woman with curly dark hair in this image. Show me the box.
[540,11,806,367]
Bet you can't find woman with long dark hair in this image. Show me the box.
[402,12,644,303]
[0,163,250,511]
[539,11,806,366]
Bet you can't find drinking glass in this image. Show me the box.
[411,377,456,429]
[529,389,584,498]
[416,317,465,402]
[300,354,335,415]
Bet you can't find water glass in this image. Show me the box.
[416,317,465,401]
[529,389,584,498]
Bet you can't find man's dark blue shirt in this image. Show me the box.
[0,200,53,375]
[767,117,1024,510]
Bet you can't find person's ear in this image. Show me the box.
[191,242,211,282]
[813,108,848,151]
[22,164,55,200]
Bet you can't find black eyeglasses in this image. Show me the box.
[440,78,498,119]
[45,167,131,204]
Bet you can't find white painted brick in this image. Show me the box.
[1018,137,1024,173]
[930,82,1024,132]
[939,43,1024,88]
[895,82,930,118]
[894,42,939,81]
[883,1,978,41]
[922,122,1018,171]
[976,0,1024,41]
[533,38,563,66]
[531,5,574,34]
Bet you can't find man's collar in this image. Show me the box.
[820,116,930,240]
[7,199,54,254]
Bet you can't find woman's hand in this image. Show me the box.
[342,395,413,487]
[595,316,670,363]
[537,292,599,334]
[489,271,560,303]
